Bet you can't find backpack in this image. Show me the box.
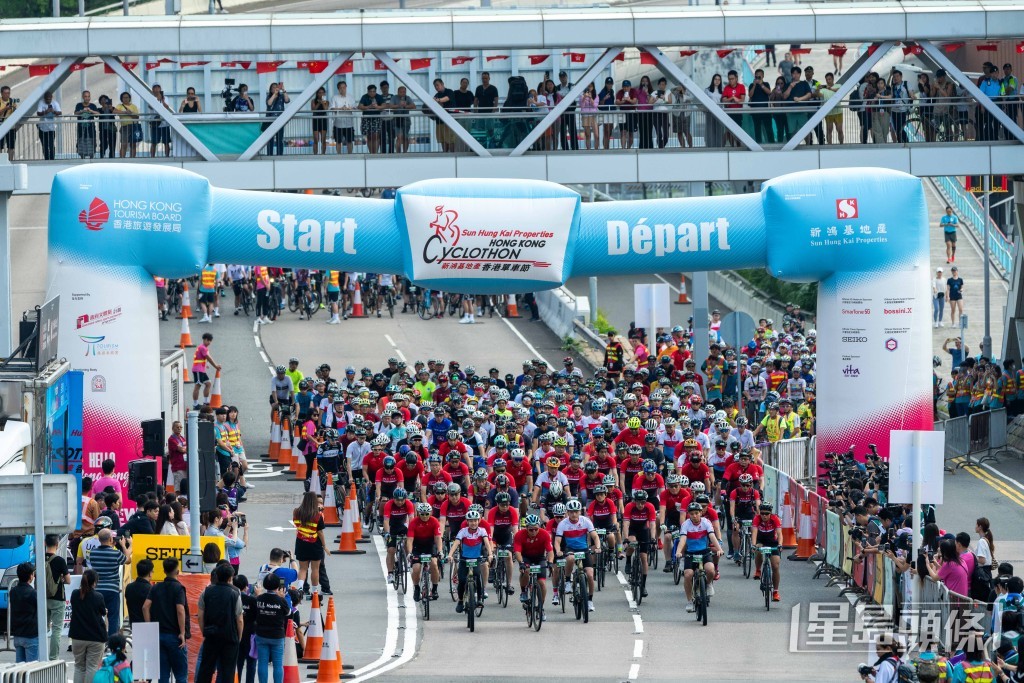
[968,553,993,602]
[504,76,529,110]
[44,554,61,600]
[93,659,131,683]
[894,659,920,683]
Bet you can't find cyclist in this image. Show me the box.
[694,491,725,580]
[533,457,569,511]
[678,439,713,490]
[443,451,471,494]
[554,498,599,613]
[469,469,491,509]
[374,453,405,522]
[397,449,424,499]
[614,416,648,448]
[538,480,569,524]
[562,453,586,497]
[348,428,372,502]
[728,473,761,563]
[439,483,472,546]
[426,482,448,519]
[658,474,691,571]
[448,509,492,614]
[618,445,646,495]
[546,502,568,605]
[587,483,620,563]
[677,502,724,613]
[407,502,442,602]
[313,428,351,495]
[753,502,783,602]
[486,491,519,597]
[579,461,603,504]
[487,473,520,509]
[270,365,294,421]
[632,460,665,509]
[513,514,553,610]
[623,489,656,598]
[383,488,415,584]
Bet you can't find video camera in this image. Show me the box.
[221,78,236,112]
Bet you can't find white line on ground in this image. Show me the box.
[632,614,644,633]
[633,639,643,658]
[977,460,1024,492]
[259,351,270,364]
[654,273,680,294]
[625,590,637,609]
[384,334,396,346]
[499,316,550,367]
[616,571,628,585]
[628,663,640,680]
[383,334,407,363]
[343,536,405,681]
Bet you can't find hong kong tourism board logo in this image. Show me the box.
[79,334,119,356]
[79,197,110,231]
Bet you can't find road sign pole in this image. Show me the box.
[33,474,48,659]
[910,431,923,619]
[649,285,658,354]
[187,410,201,556]
[982,174,992,359]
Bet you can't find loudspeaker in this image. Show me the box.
[142,419,165,458]
[128,460,157,502]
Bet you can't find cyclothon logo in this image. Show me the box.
[429,205,461,246]
[79,334,119,357]
[79,197,110,231]
[836,198,859,219]
[421,205,553,272]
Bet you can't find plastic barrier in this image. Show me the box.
[535,287,590,340]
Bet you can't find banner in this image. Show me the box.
[826,510,841,567]
[130,534,226,580]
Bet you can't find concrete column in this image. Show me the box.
[0,158,27,357]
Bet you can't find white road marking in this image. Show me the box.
[654,273,680,294]
[616,571,627,585]
[383,334,407,363]
[259,351,270,364]
[632,614,644,633]
[633,639,644,658]
[345,536,401,679]
[384,334,396,346]
[628,663,640,680]
[499,316,550,367]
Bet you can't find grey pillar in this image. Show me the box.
[0,159,27,357]
[588,277,598,325]
[983,175,992,359]
[692,272,710,372]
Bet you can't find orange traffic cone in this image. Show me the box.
[209,370,223,408]
[332,492,365,554]
[179,317,194,348]
[292,440,308,481]
[280,432,296,474]
[675,274,691,304]
[789,498,816,560]
[309,462,322,495]
[350,281,366,318]
[322,474,342,526]
[178,282,193,319]
[506,294,520,318]
[300,592,324,663]
[349,483,368,543]
[315,601,340,683]
[181,342,192,383]
[268,411,281,462]
[780,491,797,549]
[283,619,300,683]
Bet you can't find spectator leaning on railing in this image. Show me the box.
[35,92,61,161]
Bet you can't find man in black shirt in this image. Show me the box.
[10,562,38,662]
[196,564,243,683]
[254,574,290,671]
[144,558,190,683]
[122,499,158,537]
[555,70,579,150]
[44,534,70,661]
[125,558,153,625]
[452,78,474,110]
[432,78,456,152]
[378,81,395,154]
[474,72,499,111]
[748,68,774,144]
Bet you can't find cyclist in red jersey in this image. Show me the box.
[422,455,453,496]
[513,515,553,608]
[382,488,414,584]
[438,429,469,466]
[590,444,618,486]
[587,484,620,563]
[406,502,442,602]
[579,461,603,504]
[426,482,447,518]
[728,474,762,564]
[618,446,646,496]
[487,459,516,489]
[657,474,692,571]
[469,470,491,510]
[442,451,471,494]
[397,450,424,500]
[723,450,765,492]
[374,455,405,523]
[631,460,665,510]
[561,453,586,497]
[439,484,472,543]
[678,440,713,490]
[486,492,519,597]
[613,416,648,448]
[623,489,657,598]
[753,502,784,601]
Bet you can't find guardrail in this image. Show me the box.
[931,176,1014,275]
[536,287,591,342]
[706,270,787,329]
[940,408,1009,471]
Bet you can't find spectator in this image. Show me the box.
[179,86,202,114]
[330,81,355,154]
[820,72,843,144]
[115,91,139,158]
[101,634,132,683]
[234,574,258,683]
[35,92,61,160]
[933,267,946,328]
[946,266,964,328]
[977,65,1003,141]
[358,84,382,154]
[168,420,188,491]
[74,90,99,158]
[864,633,903,683]
[72,476,102,558]
[598,76,616,150]
[603,333,625,379]
[925,538,970,595]
[784,67,815,144]
[206,508,247,569]
[474,71,499,111]
[378,81,396,154]
[69,570,107,683]
[870,75,891,143]
[803,66,824,145]
[941,205,959,263]
[579,82,599,150]
[124,558,153,625]
[778,52,794,85]
[11,562,38,662]
[196,564,243,683]
[890,70,913,144]
[155,503,180,535]
[255,574,290,683]
[616,79,637,149]
[0,85,18,160]
[770,77,790,142]
[635,75,655,150]
[452,78,473,153]
[122,499,158,536]
[203,541,223,572]
[431,78,456,153]
[1002,63,1020,139]
[651,78,671,149]
[97,94,117,159]
[917,73,935,141]
[264,83,289,156]
[44,534,70,660]
[93,458,123,498]
[748,69,773,144]
[392,85,414,153]
[672,85,693,148]
[88,528,130,636]
[555,70,579,151]
[144,558,190,683]
[307,86,329,156]
[703,74,725,147]
[232,84,255,113]
[722,70,745,147]
[98,492,122,531]
[150,84,173,157]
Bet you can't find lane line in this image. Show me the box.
[633,639,643,658]
[654,273,680,294]
[628,663,640,680]
[616,571,627,585]
[624,590,637,609]
[344,536,406,681]
[384,334,397,346]
[499,316,550,367]
[383,333,408,363]
[976,459,1024,492]
[954,459,1024,508]
[632,614,644,633]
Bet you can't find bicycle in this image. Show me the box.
[417,289,435,320]
[553,556,567,613]
[381,285,395,319]
[464,558,485,632]
[627,541,643,606]
[418,554,433,620]
[737,520,754,579]
[363,280,380,318]
[670,530,683,585]
[449,545,461,602]
[686,552,710,626]
[523,562,544,631]
[756,546,778,612]
[647,536,660,571]
[359,484,376,535]
[392,535,408,594]
[594,529,607,591]
[569,551,590,623]
[492,547,512,608]
[239,283,254,317]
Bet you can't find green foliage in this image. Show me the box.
[560,336,584,354]
[734,269,818,313]
[2,0,107,18]
[593,309,617,337]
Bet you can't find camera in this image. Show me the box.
[858,663,874,677]
[221,78,236,112]
[236,513,247,527]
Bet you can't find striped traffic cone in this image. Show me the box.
[299,593,324,663]
[178,282,193,319]
[181,342,192,383]
[314,602,340,683]
[780,491,797,549]
[789,498,816,560]
[322,474,341,526]
[209,370,223,408]
[349,483,368,543]
[350,281,366,318]
[675,274,691,304]
[331,495,365,555]
[280,432,296,474]
[179,316,194,348]
[292,442,308,481]
[267,411,281,462]
[309,462,322,495]
[506,294,520,318]
[324,598,353,675]
[283,619,300,683]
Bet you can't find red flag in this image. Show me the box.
[374,59,387,71]
[220,60,252,69]
[451,56,473,66]
[256,60,285,74]
[335,61,354,74]
[180,61,209,68]
[976,43,997,52]
[613,52,625,62]
[640,51,658,66]
[145,62,160,70]
[569,52,585,63]
[410,58,431,71]
[528,55,549,65]
[679,50,697,57]
[307,60,328,74]
[942,42,965,53]
[103,61,137,74]
[70,62,99,72]
[754,49,765,55]
[866,44,879,56]
[485,55,509,62]
[791,48,811,55]
[716,49,734,58]
[28,64,57,77]
[1017,42,1024,54]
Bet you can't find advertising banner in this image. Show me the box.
[826,510,841,568]
[131,534,226,580]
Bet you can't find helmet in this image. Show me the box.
[382,456,396,468]
[275,364,286,374]
[428,454,441,464]
[548,482,564,498]
[584,461,598,473]
[447,483,461,495]
[324,428,339,440]
[466,509,482,521]
[404,452,418,466]
[678,475,690,487]
[594,484,608,494]
[644,434,658,444]
[715,440,727,449]
[682,439,699,449]
[591,427,605,437]
[495,436,508,447]
[469,504,484,515]
[393,488,407,499]
[632,489,648,502]
[511,448,525,460]
[666,474,682,486]
[735,417,748,427]
[759,502,774,513]
[642,460,657,473]
[627,417,642,429]
[552,503,567,516]
[525,514,541,528]
[553,437,568,447]
[690,481,706,493]
[433,482,447,495]
[493,458,507,469]
[472,468,488,481]
[627,445,642,456]
[447,451,462,462]
[566,499,583,512]
[738,473,754,485]
[695,494,710,505]
[416,502,432,515]
[299,380,309,390]
[569,452,583,463]
[495,491,512,505]
[545,456,561,468]
[644,419,659,431]
[95,516,113,530]
[373,434,390,446]
[446,429,459,440]
[687,502,703,513]
[603,474,617,486]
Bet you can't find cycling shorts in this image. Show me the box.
[627,522,651,545]
[592,516,618,532]
[492,526,514,547]
[563,548,592,569]
[232,281,245,296]
[327,291,339,303]
[734,506,756,523]
[410,539,435,559]
[386,526,408,548]
[664,511,681,529]
[521,557,547,579]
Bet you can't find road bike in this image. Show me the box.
[418,554,433,620]
[381,285,396,318]
[553,557,567,613]
[670,530,683,585]
[569,551,590,623]
[392,535,408,594]
[492,547,512,608]
[449,545,461,602]
[594,529,607,591]
[737,520,754,579]
[686,552,710,626]
[464,558,485,632]
[359,482,376,535]
[417,289,436,320]
[523,563,544,631]
[647,536,660,571]
[757,546,778,612]
[627,541,644,606]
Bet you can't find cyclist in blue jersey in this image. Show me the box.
[426,407,452,447]
[448,509,493,614]
[677,502,724,613]
[553,499,599,612]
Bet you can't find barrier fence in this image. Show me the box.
[760,436,816,485]
[940,408,1008,471]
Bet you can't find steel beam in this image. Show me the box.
[0,57,81,144]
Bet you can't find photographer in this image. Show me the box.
[205,509,247,570]
[256,549,299,594]
[860,633,904,683]
[849,506,882,561]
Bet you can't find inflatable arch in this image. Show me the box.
[47,165,932,487]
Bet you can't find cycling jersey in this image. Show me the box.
[591,454,617,477]
[754,514,783,546]
[680,517,715,552]
[455,526,488,560]
[316,443,343,472]
[199,267,218,293]
[423,469,453,489]
[347,441,372,471]
[587,498,617,527]
[631,472,665,502]
[440,497,472,531]
[534,471,569,492]
[398,460,423,487]
[408,515,441,541]
[425,417,451,444]
[513,528,552,559]
[383,499,414,530]
[561,465,585,493]
[729,487,761,518]
[660,489,692,524]
[555,516,595,552]
[426,494,445,518]
[374,468,404,497]
[619,457,646,485]
[623,501,657,525]
[723,462,763,489]
[486,506,519,544]
[678,461,710,484]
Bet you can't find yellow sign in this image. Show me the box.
[131,534,226,580]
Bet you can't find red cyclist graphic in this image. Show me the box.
[429,205,461,246]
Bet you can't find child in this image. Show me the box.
[100,634,133,683]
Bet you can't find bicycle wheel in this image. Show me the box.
[595,549,605,591]
[577,570,589,623]
[467,580,476,632]
[399,554,408,593]
[386,293,395,318]
[496,562,508,608]
[697,573,708,626]
[421,575,431,621]
[288,292,300,313]
[573,570,583,621]
[449,557,459,602]
[673,556,682,585]
[742,535,752,579]
[763,562,773,612]
[648,541,659,570]
[525,582,535,629]
[559,567,566,613]
[474,575,484,618]
[531,584,543,632]
[417,301,434,320]
[630,558,641,606]
[242,292,252,316]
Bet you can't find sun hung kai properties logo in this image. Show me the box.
[79,334,119,356]
[79,198,110,231]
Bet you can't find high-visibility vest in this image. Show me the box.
[962,661,995,683]
[990,376,1004,403]
[200,268,217,292]
[955,376,971,399]
[1003,372,1016,398]
[293,513,323,543]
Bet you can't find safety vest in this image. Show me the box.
[761,415,784,442]
[988,376,1004,406]
[1017,369,1024,399]
[327,270,340,291]
[962,661,995,683]
[293,513,323,543]
[225,422,242,449]
[200,268,217,292]
[1003,372,1017,398]
[945,381,956,402]
[970,378,985,405]
[768,371,788,392]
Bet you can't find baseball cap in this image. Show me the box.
[623,79,632,87]
[605,76,614,84]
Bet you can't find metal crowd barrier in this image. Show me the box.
[942,408,1009,470]
[760,437,815,486]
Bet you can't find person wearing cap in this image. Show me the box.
[977,64,1004,141]
[1000,63,1019,140]
[598,76,617,149]
[615,79,637,149]
[555,70,579,151]
[932,266,946,328]
[946,266,964,329]
[358,83,383,153]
